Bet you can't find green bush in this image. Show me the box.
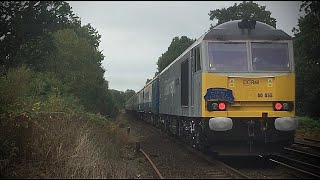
[297,116,320,134]
[0,66,112,163]
[0,65,32,114]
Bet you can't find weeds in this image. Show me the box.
[1,112,136,178]
[296,116,320,139]
[0,66,137,178]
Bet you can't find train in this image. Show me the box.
[125,19,297,156]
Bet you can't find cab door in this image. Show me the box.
[190,46,201,116]
[181,58,189,108]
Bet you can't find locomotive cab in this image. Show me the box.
[200,19,297,155]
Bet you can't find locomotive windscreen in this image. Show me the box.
[208,41,291,72]
[208,42,248,72]
[251,42,290,71]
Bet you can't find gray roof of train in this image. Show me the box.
[204,20,291,40]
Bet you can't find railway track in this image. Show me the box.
[140,125,250,179]
[218,153,320,179]
[283,146,320,166]
[139,147,164,179]
[147,121,320,179]
[139,145,250,179]
[128,113,250,179]
[216,141,320,179]
[127,112,320,179]
[294,138,320,152]
[303,137,320,143]
[224,142,320,179]
[160,131,251,179]
[269,156,320,179]
[266,142,320,179]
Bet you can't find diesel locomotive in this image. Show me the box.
[125,19,297,156]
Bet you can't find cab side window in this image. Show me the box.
[192,46,201,72]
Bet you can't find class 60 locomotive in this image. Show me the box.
[125,19,297,156]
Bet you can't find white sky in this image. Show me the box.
[68,1,303,92]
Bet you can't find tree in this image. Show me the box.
[0,1,81,72]
[208,1,276,29]
[48,28,113,116]
[293,1,320,118]
[109,89,136,113]
[0,1,119,117]
[156,36,195,73]
[75,23,102,50]
[124,89,136,101]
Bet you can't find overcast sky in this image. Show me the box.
[68,1,303,92]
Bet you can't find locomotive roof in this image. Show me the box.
[204,20,291,40]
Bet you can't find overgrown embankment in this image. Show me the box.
[0,67,138,178]
[1,113,128,178]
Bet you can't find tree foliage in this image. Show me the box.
[110,89,136,110]
[0,1,81,72]
[124,89,136,101]
[293,1,320,118]
[208,1,276,28]
[156,36,195,73]
[47,28,108,113]
[0,1,118,117]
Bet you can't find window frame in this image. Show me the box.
[191,46,202,73]
[207,41,250,73]
[195,46,201,72]
[206,40,293,73]
[251,42,291,72]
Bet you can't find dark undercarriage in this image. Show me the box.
[128,110,295,156]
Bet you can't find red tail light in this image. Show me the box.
[275,102,282,110]
[218,102,226,110]
[273,101,294,111]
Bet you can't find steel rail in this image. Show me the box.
[140,148,164,179]
[294,140,320,150]
[132,116,250,179]
[304,137,320,143]
[269,158,320,179]
[180,143,250,179]
[284,147,320,158]
[277,154,320,170]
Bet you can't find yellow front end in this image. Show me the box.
[202,73,295,117]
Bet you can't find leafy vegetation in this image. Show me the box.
[0,1,81,72]
[297,116,320,138]
[208,1,276,28]
[293,1,320,118]
[156,36,195,74]
[110,89,136,111]
[47,28,112,116]
[0,1,137,178]
[0,1,119,117]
